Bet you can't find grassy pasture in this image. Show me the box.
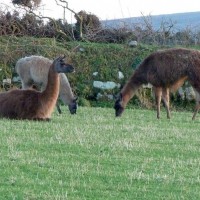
[0,106,200,199]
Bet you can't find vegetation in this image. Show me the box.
[1,3,200,44]
[0,2,200,199]
[12,0,41,9]
[0,0,199,111]
[1,106,200,199]
[0,35,198,109]
[0,36,159,104]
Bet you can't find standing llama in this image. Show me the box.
[114,48,200,120]
[0,56,74,120]
[15,55,77,115]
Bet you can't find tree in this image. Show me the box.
[75,10,101,40]
[55,0,83,39]
[12,0,41,10]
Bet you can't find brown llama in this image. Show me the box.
[114,48,200,119]
[0,56,74,120]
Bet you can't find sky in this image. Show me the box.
[1,0,200,23]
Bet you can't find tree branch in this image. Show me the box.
[54,0,83,39]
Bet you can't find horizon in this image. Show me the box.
[101,11,200,31]
[0,0,200,23]
[39,0,200,23]
[101,10,200,21]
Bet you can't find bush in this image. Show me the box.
[0,36,158,105]
[0,36,196,109]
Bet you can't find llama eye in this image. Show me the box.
[60,61,65,65]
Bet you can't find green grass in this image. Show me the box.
[1,106,200,199]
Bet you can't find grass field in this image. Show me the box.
[1,106,200,199]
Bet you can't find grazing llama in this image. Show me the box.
[114,48,200,119]
[0,56,74,120]
[15,55,77,114]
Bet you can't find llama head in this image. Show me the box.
[68,97,78,114]
[53,56,75,73]
[114,93,124,117]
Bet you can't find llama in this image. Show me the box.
[114,48,200,119]
[0,56,74,120]
[15,55,77,115]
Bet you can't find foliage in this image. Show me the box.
[0,35,198,109]
[74,10,102,38]
[12,0,41,9]
[69,42,157,101]
[85,27,135,43]
[0,9,74,40]
[1,6,200,45]
[0,36,71,88]
[1,107,200,199]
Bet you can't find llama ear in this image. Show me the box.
[61,55,66,59]
[54,56,62,62]
[55,55,65,61]
[58,55,66,61]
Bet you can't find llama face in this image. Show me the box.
[54,57,75,73]
[68,98,78,114]
[114,93,124,117]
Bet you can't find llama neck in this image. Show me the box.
[42,65,60,102]
[121,81,141,107]
[121,70,144,107]
[59,74,74,104]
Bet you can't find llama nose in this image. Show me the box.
[69,104,77,114]
[115,106,124,117]
[70,108,76,114]
[66,64,75,73]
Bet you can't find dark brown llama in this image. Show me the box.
[114,48,200,119]
[0,56,74,120]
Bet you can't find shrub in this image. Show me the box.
[0,36,196,109]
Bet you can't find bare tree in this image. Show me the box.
[55,0,83,39]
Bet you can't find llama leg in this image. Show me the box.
[189,78,200,120]
[162,88,171,119]
[154,87,162,119]
[56,101,62,114]
[192,105,200,120]
[192,91,200,120]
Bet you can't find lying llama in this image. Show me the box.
[114,48,200,119]
[0,56,74,120]
[15,55,77,115]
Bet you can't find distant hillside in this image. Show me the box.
[102,12,200,31]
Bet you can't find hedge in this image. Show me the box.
[0,36,195,110]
